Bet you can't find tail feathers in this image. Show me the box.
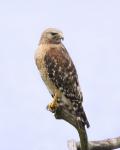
[77,105,90,128]
[80,109,90,128]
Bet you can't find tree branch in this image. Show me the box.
[68,136,120,150]
[48,103,89,150]
[47,103,120,150]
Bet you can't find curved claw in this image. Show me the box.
[47,102,58,113]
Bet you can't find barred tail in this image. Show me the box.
[77,104,90,128]
[81,107,90,128]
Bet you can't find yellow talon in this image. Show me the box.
[47,92,61,112]
[48,101,58,111]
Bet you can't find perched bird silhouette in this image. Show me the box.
[35,28,90,128]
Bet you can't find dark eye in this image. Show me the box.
[51,32,57,35]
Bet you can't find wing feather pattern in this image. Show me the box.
[44,45,82,102]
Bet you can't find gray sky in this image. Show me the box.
[0,0,120,150]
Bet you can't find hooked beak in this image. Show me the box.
[59,32,64,40]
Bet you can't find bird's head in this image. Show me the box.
[39,28,64,44]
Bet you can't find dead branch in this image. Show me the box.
[68,136,120,150]
[47,103,120,150]
[48,103,89,150]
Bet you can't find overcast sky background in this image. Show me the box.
[0,0,120,150]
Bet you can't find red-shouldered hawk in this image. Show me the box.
[35,28,90,128]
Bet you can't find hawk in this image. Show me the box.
[35,28,90,128]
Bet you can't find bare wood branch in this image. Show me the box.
[48,103,89,150]
[47,103,120,150]
[76,137,120,150]
[68,136,120,150]
[68,140,77,150]
[81,136,120,150]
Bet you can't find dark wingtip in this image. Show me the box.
[86,121,90,128]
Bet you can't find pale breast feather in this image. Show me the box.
[44,46,82,102]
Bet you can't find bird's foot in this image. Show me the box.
[47,101,58,113]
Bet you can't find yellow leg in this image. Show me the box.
[47,93,60,112]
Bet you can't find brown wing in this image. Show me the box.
[44,44,83,102]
